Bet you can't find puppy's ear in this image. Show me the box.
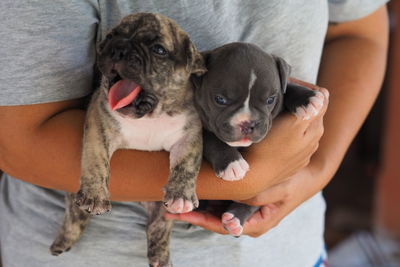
[192,52,207,76]
[190,51,210,90]
[273,55,291,94]
[185,39,207,76]
[190,72,203,90]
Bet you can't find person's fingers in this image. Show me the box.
[302,88,329,137]
[165,211,228,235]
[304,102,327,140]
[315,88,330,117]
[287,77,330,121]
[240,180,290,207]
[243,203,280,237]
[291,88,329,134]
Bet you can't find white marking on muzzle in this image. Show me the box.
[230,69,257,126]
[243,69,257,114]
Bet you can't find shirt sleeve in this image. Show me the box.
[328,0,390,23]
[0,0,99,106]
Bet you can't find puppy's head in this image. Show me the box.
[97,13,206,115]
[192,43,290,147]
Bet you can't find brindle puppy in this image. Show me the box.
[50,13,206,267]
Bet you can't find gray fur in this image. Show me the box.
[51,13,205,267]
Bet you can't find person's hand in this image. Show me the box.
[240,84,329,194]
[164,202,279,237]
[238,160,327,237]
[165,161,324,237]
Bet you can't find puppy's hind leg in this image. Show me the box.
[50,193,91,256]
[143,202,174,267]
[222,202,259,237]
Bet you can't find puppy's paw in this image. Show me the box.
[74,189,111,215]
[222,212,244,237]
[163,188,199,214]
[294,91,324,120]
[50,239,71,256]
[164,197,198,214]
[134,91,158,117]
[50,243,71,256]
[217,157,249,181]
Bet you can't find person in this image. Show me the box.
[328,6,400,264]
[0,1,388,266]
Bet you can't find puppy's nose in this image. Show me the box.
[240,121,256,135]
[110,43,130,62]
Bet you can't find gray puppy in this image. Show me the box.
[192,42,324,236]
[50,13,206,267]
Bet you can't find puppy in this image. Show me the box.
[192,42,325,236]
[50,13,206,267]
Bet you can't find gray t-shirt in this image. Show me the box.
[0,1,388,266]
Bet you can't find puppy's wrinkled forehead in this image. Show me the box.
[117,13,186,52]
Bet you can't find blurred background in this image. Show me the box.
[325,1,400,266]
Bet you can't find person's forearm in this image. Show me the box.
[0,102,263,202]
[313,7,388,186]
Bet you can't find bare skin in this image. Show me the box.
[166,6,389,236]
[0,91,323,202]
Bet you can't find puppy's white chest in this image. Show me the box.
[114,112,188,152]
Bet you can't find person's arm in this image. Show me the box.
[246,5,389,234]
[246,5,388,203]
[167,5,389,236]
[0,86,324,202]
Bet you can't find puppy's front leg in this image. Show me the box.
[163,125,202,214]
[203,129,249,181]
[75,94,117,215]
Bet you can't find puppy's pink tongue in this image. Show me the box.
[108,80,142,111]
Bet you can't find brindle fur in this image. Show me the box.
[143,202,174,267]
[50,193,91,255]
[50,13,206,267]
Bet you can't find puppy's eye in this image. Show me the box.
[266,96,276,105]
[152,44,168,56]
[215,95,228,105]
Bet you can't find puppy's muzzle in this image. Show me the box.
[110,41,130,62]
[239,121,257,135]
